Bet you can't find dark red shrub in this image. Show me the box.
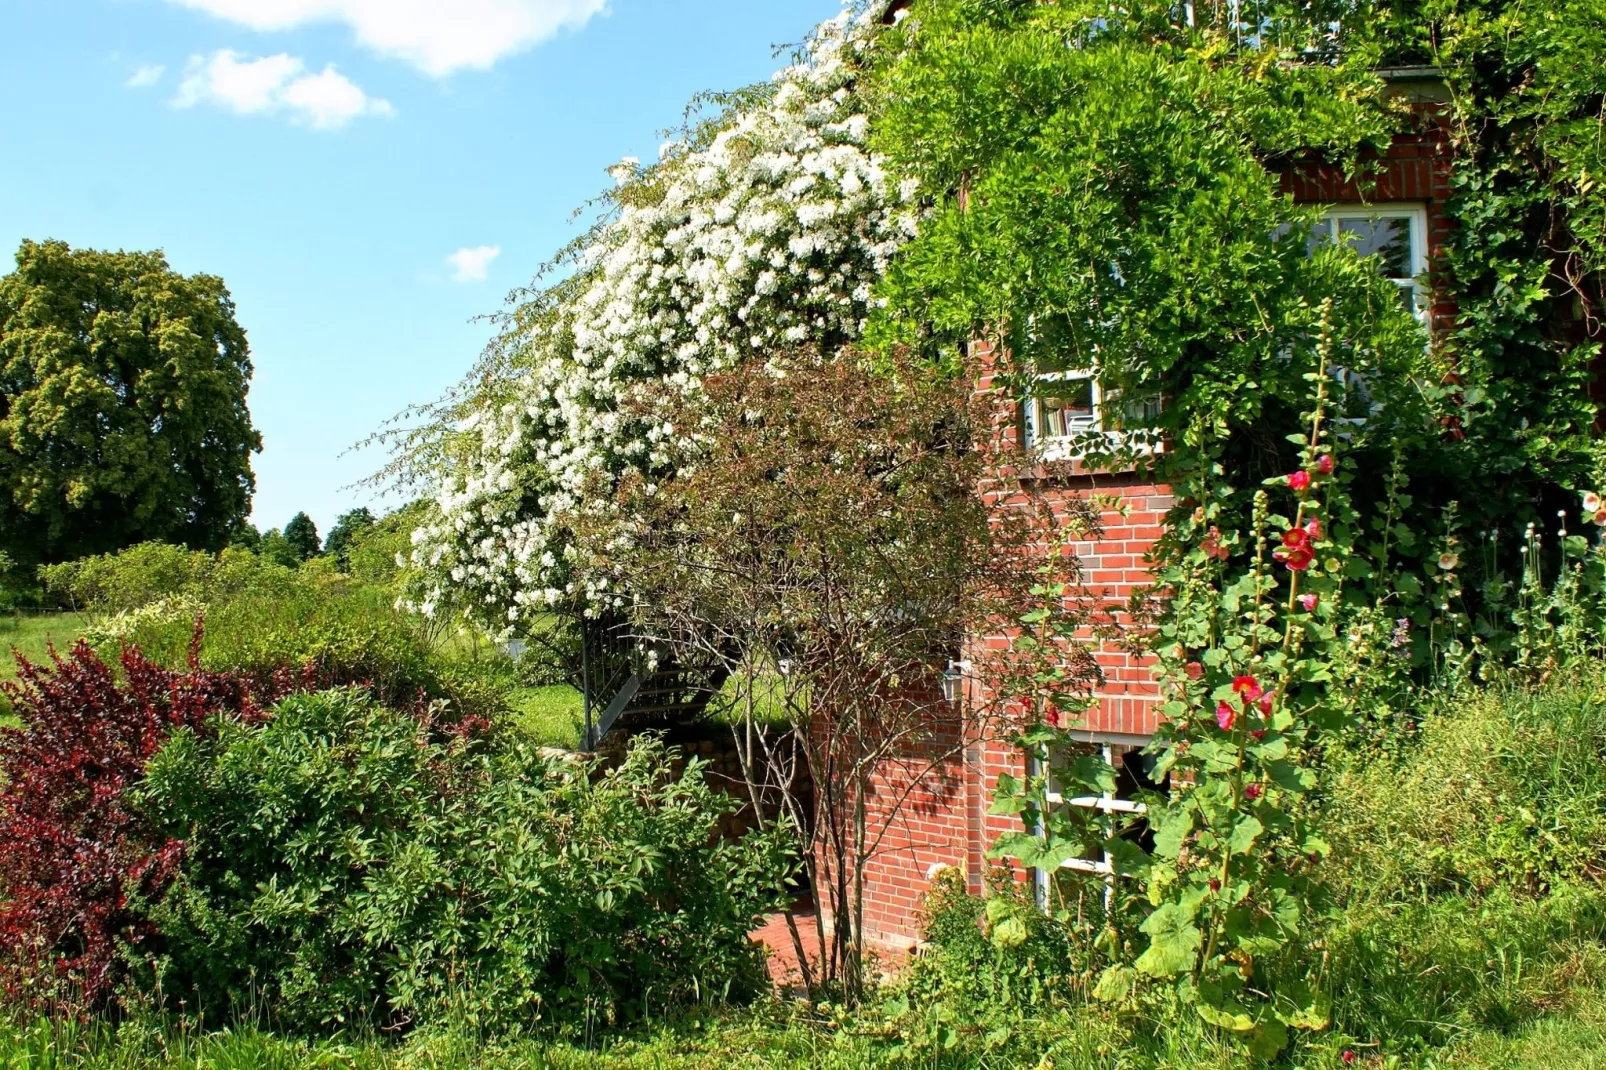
[0,635,287,1014]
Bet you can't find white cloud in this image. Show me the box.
[446,245,501,282]
[166,0,608,78]
[126,63,166,88]
[174,50,393,129]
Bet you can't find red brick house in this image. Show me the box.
[844,68,1462,948]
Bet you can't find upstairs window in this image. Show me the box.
[1315,205,1429,323]
[1024,371,1162,457]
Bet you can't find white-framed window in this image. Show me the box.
[1024,371,1163,458]
[1032,732,1155,913]
[1314,204,1430,324]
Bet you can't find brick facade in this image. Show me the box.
[846,109,1461,947]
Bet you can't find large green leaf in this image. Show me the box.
[1135,902,1203,977]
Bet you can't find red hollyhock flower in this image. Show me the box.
[1288,470,1311,491]
[1257,693,1274,715]
[1232,675,1263,702]
[1250,728,1266,741]
[1275,545,1314,571]
[1216,701,1237,731]
[1282,528,1310,550]
[1341,1051,1356,1066]
[1243,783,1263,801]
[1316,455,1335,475]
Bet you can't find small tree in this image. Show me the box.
[585,349,1084,1000]
[282,513,321,563]
[258,528,300,570]
[323,507,376,571]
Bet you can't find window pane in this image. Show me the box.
[1036,377,1096,439]
[1102,390,1162,431]
[1337,216,1414,279]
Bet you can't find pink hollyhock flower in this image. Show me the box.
[1185,661,1204,679]
[1232,675,1262,702]
[1257,693,1274,715]
[1200,526,1229,561]
[1243,783,1262,801]
[1305,517,1322,540]
[1584,491,1602,513]
[1250,728,1266,741]
[1316,455,1335,475]
[1216,701,1237,731]
[1288,470,1312,491]
[1300,592,1319,611]
[1595,508,1606,527]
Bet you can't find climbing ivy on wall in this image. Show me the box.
[865,0,1606,656]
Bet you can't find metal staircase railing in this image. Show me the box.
[574,613,733,750]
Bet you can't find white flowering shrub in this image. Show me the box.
[411,2,916,627]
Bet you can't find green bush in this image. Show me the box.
[40,543,295,615]
[43,542,518,728]
[1325,681,1606,904]
[136,690,790,1034]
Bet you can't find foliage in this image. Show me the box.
[1325,679,1606,905]
[280,513,321,564]
[257,528,300,569]
[322,507,376,570]
[0,240,261,568]
[136,693,788,1034]
[1419,0,1606,527]
[342,501,426,593]
[586,348,1067,1001]
[35,541,510,726]
[0,640,282,1014]
[40,542,294,616]
[398,2,918,627]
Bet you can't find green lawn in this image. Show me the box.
[507,684,586,749]
[0,612,91,724]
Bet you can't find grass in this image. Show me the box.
[508,684,586,749]
[0,612,90,682]
[0,611,91,724]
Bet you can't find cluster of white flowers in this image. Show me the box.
[411,2,918,627]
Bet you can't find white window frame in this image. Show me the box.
[1031,732,1151,913]
[1023,371,1163,460]
[1317,203,1430,326]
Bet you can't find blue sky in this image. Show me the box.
[0,0,843,538]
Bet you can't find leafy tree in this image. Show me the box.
[258,529,299,570]
[0,240,262,567]
[282,513,320,563]
[228,524,262,554]
[322,507,375,570]
[584,348,1082,1001]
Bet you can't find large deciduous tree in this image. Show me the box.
[0,240,261,566]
